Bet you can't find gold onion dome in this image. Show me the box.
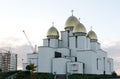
[47,26,59,38]
[73,22,87,33]
[65,15,79,29]
[87,30,98,40]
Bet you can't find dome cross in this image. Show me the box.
[90,26,92,30]
[52,22,54,26]
[71,10,74,16]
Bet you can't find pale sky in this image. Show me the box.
[0,0,120,75]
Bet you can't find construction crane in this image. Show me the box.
[23,30,36,53]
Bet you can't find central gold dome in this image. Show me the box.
[65,15,79,29]
[73,22,87,33]
[47,26,59,37]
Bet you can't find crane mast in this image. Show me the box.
[23,30,34,53]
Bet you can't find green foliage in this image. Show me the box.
[26,64,37,71]
[68,74,120,79]
[112,71,117,77]
[36,73,54,79]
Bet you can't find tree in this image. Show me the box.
[112,71,117,77]
[26,64,37,71]
[26,64,37,79]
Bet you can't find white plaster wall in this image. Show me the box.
[97,58,102,74]
[61,31,68,48]
[27,53,38,72]
[56,48,70,57]
[74,50,98,74]
[38,47,55,73]
[43,39,48,46]
[86,38,90,50]
[50,39,58,48]
[59,40,62,47]
[97,50,108,74]
[77,36,86,50]
[67,62,83,74]
[52,58,70,74]
[69,37,75,49]
[69,30,73,36]
[90,42,98,50]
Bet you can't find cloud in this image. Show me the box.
[0,36,26,47]
[103,40,120,75]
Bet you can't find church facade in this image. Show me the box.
[23,14,114,75]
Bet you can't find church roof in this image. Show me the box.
[65,15,79,29]
[47,26,59,38]
[73,22,87,33]
[87,30,98,40]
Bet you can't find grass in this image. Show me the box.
[0,71,120,79]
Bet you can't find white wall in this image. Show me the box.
[50,39,58,48]
[61,31,68,48]
[90,42,100,51]
[67,62,83,74]
[77,36,86,50]
[38,47,55,73]
[56,48,70,57]
[52,58,70,74]
[59,40,62,47]
[86,38,90,50]
[43,39,48,46]
[74,50,98,74]
[69,37,75,49]
[27,53,38,72]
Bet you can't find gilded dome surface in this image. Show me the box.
[65,16,79,29]
[73,22,87,33]
[47,26,59,37]
[87,30,97,40]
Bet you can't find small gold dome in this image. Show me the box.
[65,16,79,29]
[73,22,87,33]
[47,26,59,37]
[87,30,97,40]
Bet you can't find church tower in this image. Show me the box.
[43,23,59,48]
[61,10,79,48]
[87,29,99,50]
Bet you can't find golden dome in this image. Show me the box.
[87,30,97,40]
[65,16,79,29]
[73,22,87,33]
[47,26,59,37]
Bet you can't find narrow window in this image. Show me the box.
[48,39,50,47]
[75,57,77,62]
[97,58,98,70]
[75,36,77,48]
[68,31,70,47]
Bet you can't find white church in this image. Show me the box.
[23,13,114,75]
